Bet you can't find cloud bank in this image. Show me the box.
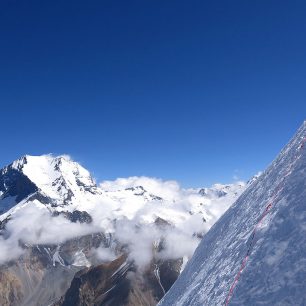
[0,176,245,269]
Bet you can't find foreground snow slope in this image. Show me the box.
[158,121,306,306]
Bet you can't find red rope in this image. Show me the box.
[224,202,273,306]
[224,136,306,306]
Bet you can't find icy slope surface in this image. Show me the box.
[158,123,306,306]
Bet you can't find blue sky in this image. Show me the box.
[0,0,306,187]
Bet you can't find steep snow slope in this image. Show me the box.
[158,123,306,306]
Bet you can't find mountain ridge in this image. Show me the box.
[158,122,306,306]
[0,153,247,306]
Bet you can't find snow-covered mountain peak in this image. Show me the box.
[198,182,245,198]
[246,172,262,186]
[13,154,94,187]
[0,154,98,212]
[0,152,253,306]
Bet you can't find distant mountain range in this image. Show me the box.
[0,154,247,306]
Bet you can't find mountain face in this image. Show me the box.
[158,123,306,306]
[0,154,246,306]
[0,155,99,213]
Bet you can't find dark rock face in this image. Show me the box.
[0,167,38,212]
[124,186,163,201]
[150,195,163,201]
[57,255,130,306]
[27,191,54,205]
[214,190,227,197]
[53,210,93,224]
[0,216,11,232]
[154,217,172,229]
[0,215,183,306]
[199,188,227,197]
[125,186,144,192]
[0,270,23,306]
[56,255,182,306]
[157,259,182,293]
[198,188,207,196]
[0,233,108,306]
[76,178,98,194]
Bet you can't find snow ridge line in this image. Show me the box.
[224,136,306,306]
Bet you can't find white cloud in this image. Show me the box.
[0,202,97,264]
[0,176,245,270]
[95,246,116,262]
[159,231,200,260]
[100,176,181,201]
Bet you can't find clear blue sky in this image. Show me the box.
[0,0,306,187]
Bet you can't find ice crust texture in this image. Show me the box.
[158,122,306,306]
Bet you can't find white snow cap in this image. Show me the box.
[12,154,96,201]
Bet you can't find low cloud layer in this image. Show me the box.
[0,202,96,263]
[0,176,245,269]
[100,176,181,201]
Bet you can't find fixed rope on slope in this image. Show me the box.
[224,136,306,306]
